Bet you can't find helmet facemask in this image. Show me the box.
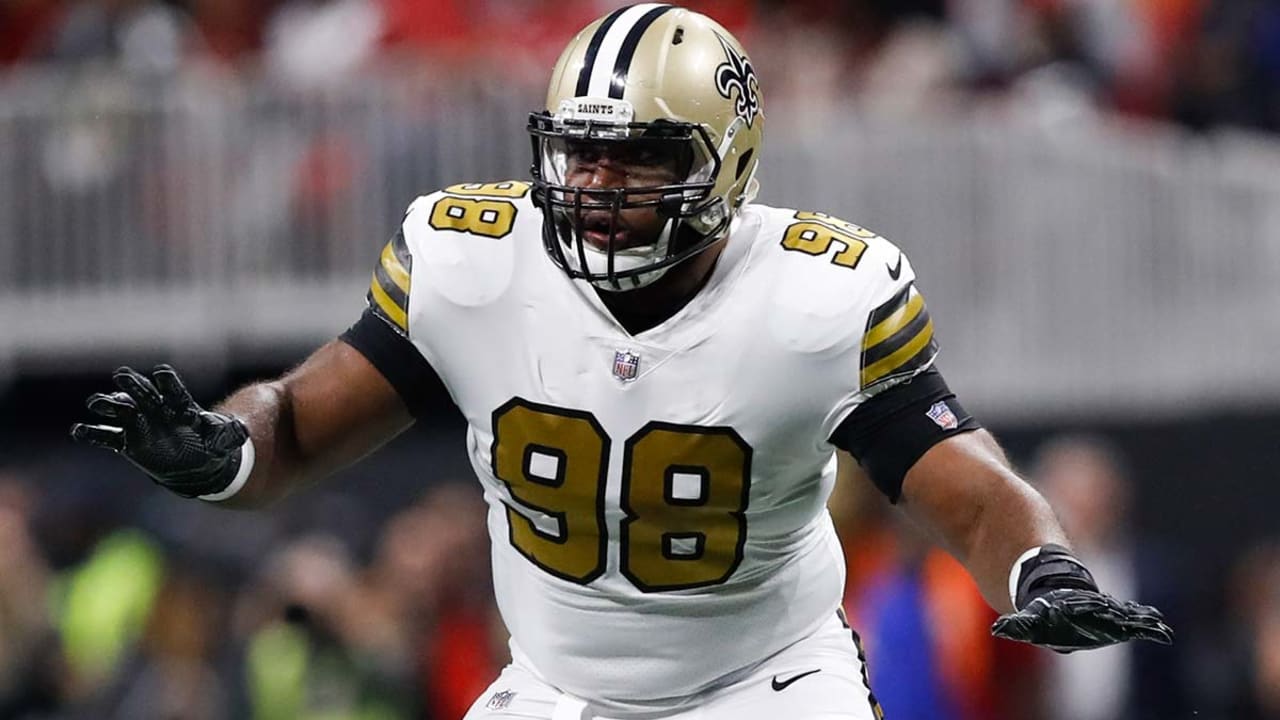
[529,101,729,292]
[532,6,763,291]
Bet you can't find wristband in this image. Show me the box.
[1008,543,1098,610]
[199,437,255,502]
[1009,546,1043,610]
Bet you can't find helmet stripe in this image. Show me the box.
[579,3,672,98]
[574,5,630,97]
[608,5,675,99]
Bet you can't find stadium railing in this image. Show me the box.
[2,63,1279,418]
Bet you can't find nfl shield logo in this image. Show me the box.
[486,690,516,710]
[613,350,640,382]
[926,401,959,430]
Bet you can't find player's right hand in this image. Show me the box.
[71,365,249,498]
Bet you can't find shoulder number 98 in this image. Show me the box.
[781,211,877,269]
[427,181,530,238]
[492,399,751,592]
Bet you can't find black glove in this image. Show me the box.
[991,544,1174,653]
[70,365,249,498]
[992,588,1174,653]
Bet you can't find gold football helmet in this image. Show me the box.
[529,4,764,290]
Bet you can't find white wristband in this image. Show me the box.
[1009,546,1043,610]
[199,437,255,502]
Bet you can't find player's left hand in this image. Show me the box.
[991,587,1174,653]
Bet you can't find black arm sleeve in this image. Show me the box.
[829,367,980,503]
[338,308,449,420]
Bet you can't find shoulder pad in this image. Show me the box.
[403,181,536,308]
[363,181,536,329]
[762,208,915,356]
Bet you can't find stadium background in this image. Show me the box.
[1,0,1278,718]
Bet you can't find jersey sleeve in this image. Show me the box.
[859,276,939,392]
[339,201,449,419]
[819,245,942,441]
[367,224,414,337]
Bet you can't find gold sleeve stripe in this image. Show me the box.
[367,228,412,335]
[380,242,409,293]
[389,227,412,270]
[368,275,408,332]
[860,283,939,388]
[861,318,935,387]
[862,291,931,367]
[864,287,924,348]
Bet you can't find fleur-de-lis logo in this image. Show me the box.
[714,34,761,128]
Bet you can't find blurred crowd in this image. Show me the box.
[0,434,1276,719]
[0,459,506,720]
[5,0,1280,295]
[2,0,1280,132]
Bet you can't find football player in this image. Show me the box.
[72,5,1172,719]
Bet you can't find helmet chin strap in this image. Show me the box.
[579,217,676,292]
[579,207,743,294]
[579,188,727,292]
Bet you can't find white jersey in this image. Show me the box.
[366,180,937,712]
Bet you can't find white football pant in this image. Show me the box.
[463,612,884,720]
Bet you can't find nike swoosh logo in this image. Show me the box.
[771,669,822,691]
[887,252,903,280]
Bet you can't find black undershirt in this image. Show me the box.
[827,368,980,503]
[339,309,449,420]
